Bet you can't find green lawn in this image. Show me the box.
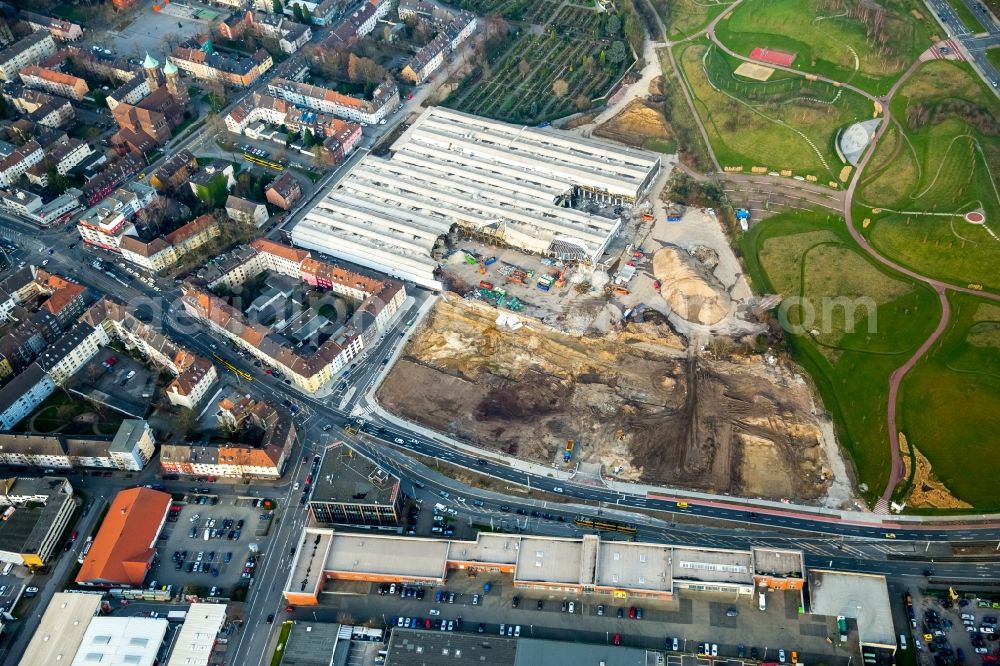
[988,47,1000,73]
[946,0,987,33]
[713,0,936,95]
[675,39,872,179]
[269,621,293,666]
[740,210,940,506]
[898,292,1000,509]
[652,0,734,39]
[856,60,1000,292]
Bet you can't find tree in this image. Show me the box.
[607,40,627,65]
[292,2,307,23]
[302,128,315,147]
[45,165,69,195]
[552,79,569,97]
[599,49,607,66]
[518,59,530,77]
[173,407,198,436]
[272,0,282,13]
[605,14,622,37]
[575,94,590,111]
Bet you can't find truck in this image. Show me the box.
[167,611,187,623]
[564,439,574,462]
[838,615,848,642]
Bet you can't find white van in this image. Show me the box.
[1,562,13,576]
[759,592,767,611]
[203,528,211,541]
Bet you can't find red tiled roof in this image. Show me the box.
[76,488,171,586]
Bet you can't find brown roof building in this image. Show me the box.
[265,171,302,210]
[76,487,171,587]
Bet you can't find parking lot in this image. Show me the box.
[306,578,856,663]
[903,583,1000,666]
[68,352,154,418]
[149,497,275,598]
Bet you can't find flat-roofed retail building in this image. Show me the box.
[283,530,803,606]
[292,107,663,289]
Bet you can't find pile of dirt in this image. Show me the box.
[900,433,972,509]
[593,99,672,147]
[653,245,732,325]
[377,295,843,502]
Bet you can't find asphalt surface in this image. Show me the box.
[925,0,1000,94]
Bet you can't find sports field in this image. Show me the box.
[676,40,872,177]
[898,292,1000,509]
[713,0,936,95]
[740,210,940,505]
[857,60,1000,292]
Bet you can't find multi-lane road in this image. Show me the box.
[925,0,1000,92]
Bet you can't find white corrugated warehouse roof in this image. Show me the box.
[73,617,168,666]
[291,107,662,289]
[166,603,227,666]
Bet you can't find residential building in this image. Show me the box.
[444,9,477,50]
[169,41,272,87]
[180,239,405,392]
[266,77,399,125]
[3,86,75,128]
[189,160,235,200]
[252,13,312,53]
[19,11,84,42]
[0,419,156,471]
[280,0,347,25]
[0,32,57,81]
[0,476,75,567]
[76,487,172,587]
[225,195,268,227]
[118,214,221,272]
[35,321,109,385]
[20,593,103,665]
[76,181,157,250]
[219,9,252,40]
[160,397,294,478]
[322,0,390,47]
[0,187,43,218]
[19,65,89,100]
[0,363,54,430]
[0,140,44,187]
[166,356,218,409]
[25,138,93,187]
[401,33,447,83]
[150,150,198,192]
[309,443,402,527]
[265,171,302,210]
[106,74,150,111]
[80,155,144,206]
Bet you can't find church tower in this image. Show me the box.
[142,52,162,91]
[163,58,188,107]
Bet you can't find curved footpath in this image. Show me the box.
[692,12,1000,503]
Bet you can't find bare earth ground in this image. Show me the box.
[379,295,849,503]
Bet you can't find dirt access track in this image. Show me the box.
[378,295,842,503]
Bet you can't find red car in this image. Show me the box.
[285,606,295,613]
[406,92,414,100]
[305,474,313,484]
[70,530,78,542]
[629,606,636,619]
[613,633,622,646]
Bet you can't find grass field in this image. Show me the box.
[988,47,1000,72]
[741,210,940,505]
[713,0,936,95]
[898,292,1000,508]
[857,60,1000,292]
[675,39,872,178]
[652,0,734,39]
[946,0,987,33]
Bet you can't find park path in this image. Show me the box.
[670,9,1000,506]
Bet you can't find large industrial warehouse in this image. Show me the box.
[291,107,663,289]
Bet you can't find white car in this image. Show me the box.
[712,644,718,657]
[778,650,786,664]
[189,514,200,523]
[293,482,300,490]
[394,438,404,444]
[429,609,441,616]
[568,602,575,614]
[553,487,563,492]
